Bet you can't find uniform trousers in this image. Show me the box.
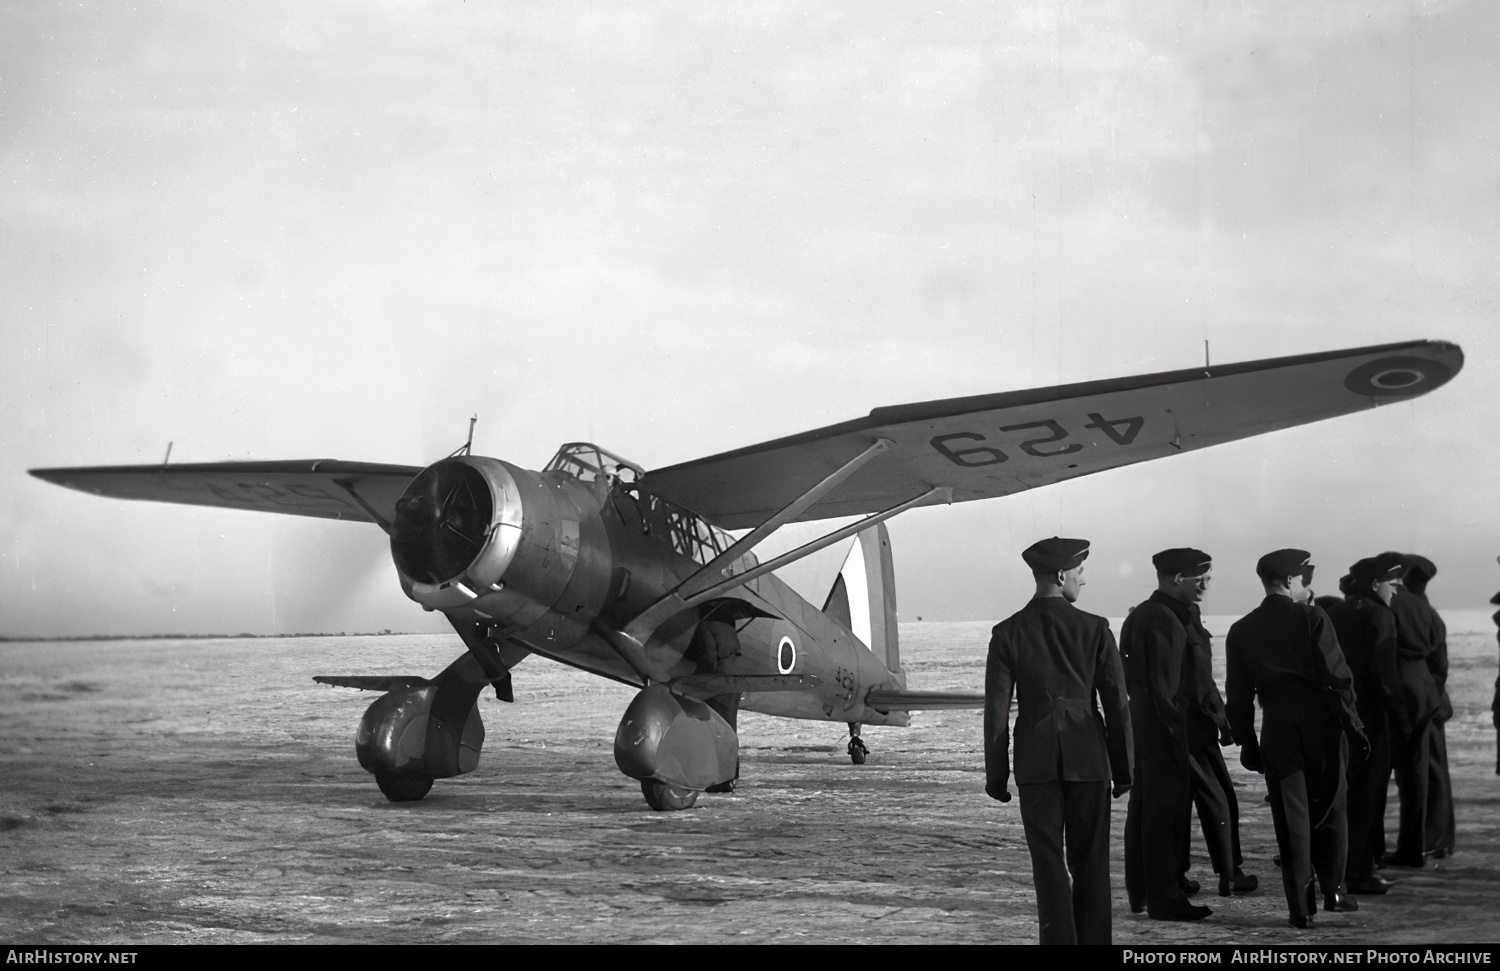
[1345,707,1391,884]
[1185,712,1242,878]
[1017,780,1112,946]
[1124,707,1194,916]
[1425,723,1455,855]
[1259,682,1348,923]
[1391,719,1433,863]
[1391,658,1439,863]
[1266,765,1348,922]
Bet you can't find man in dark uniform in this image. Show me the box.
[985,537,1133,945]
[1179,558,1258,900]
[1397,555,1455,859]
[1491,591,1500,778]
[1121,549,1217,921]
[1375,553,1443,868]
[1226,549,1367,928]
[1339,559,1401,895]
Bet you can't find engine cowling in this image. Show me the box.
[388,456,609,639]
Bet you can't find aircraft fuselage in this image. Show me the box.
[388,454,906,726]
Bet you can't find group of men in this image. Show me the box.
[983,538,1455,945]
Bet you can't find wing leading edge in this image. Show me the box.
[27,459,423,530]
[640,340,1463,530]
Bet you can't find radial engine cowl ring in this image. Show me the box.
[390,457,523,609]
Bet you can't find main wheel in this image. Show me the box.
[641,779,699,811]
[376,773,434,802]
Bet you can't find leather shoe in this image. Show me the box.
[1179,876,1202,895]
[1219,870,1259,896]
[1129,899,1146,915]
[1289,914,1316,929]
[1347,875,1393,895]
[1387,853,1427,869]
[1324,889,1359,912]
[1149,905,1213,922]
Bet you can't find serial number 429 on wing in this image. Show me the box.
[930,413,1145,467]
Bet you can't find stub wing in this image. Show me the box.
[27,459,423,531]
[640,340,1462,529]
[865,689,985,712]
[314,675,432,691]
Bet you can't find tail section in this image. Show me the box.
[821,522,902,684]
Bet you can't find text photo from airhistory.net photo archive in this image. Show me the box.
[5,0,1500,957]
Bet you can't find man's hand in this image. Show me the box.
[1240,748,1263,774]
[986,781,1012,803]
[1353,729,1372,762]
[1218,726,1235,747]
[1112,783,1131,799]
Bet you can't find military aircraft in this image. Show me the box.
[30,339,1461,810]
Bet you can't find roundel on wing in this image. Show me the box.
[1343,355,1454,398]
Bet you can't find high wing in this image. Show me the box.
[27,459,423,531]
[641,340,1462,530]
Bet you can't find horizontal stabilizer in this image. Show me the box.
[314,675,432,692]
[865,689,984,712]
[669,673,821,700]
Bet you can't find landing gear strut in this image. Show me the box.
[847,722,868,765]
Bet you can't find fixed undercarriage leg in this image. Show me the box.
[847,722,868,765]
[614,683,739,811]
[704,692,741,794]
[355,652,491,802]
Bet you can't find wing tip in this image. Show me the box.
[1343,339,1463,400]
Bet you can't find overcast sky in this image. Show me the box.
[3,1,1497,637]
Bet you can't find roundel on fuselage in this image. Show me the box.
[777,635,796,675]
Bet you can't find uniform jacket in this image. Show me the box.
[1393,587,1450,719]
[1386,588,1444,731]
[1492,609,1500,729]
[985,596,1133,791]
[1225,595,1363,772]
[1345,595,1401,729]
[1128,591,1206,759]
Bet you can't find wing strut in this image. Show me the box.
[675,486,949,609]
[677,438,892,599]
[597,481,950,683]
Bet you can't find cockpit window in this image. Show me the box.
[546,443,749,570]
[619,484,751,570]
[544,443,645,484]
[640,492,731,565]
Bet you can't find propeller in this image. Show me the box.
[390,461,494,585]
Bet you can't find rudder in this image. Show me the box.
[821,522,902,686]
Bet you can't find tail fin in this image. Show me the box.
[821,522,902,684]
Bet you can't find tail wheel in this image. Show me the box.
[376,773,434,802]
[641,779,699,811]
[848,736,869,765]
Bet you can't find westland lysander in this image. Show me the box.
[32,341,1460,810]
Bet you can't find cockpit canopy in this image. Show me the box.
[543,442,745,568]
[543,442,645,484]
